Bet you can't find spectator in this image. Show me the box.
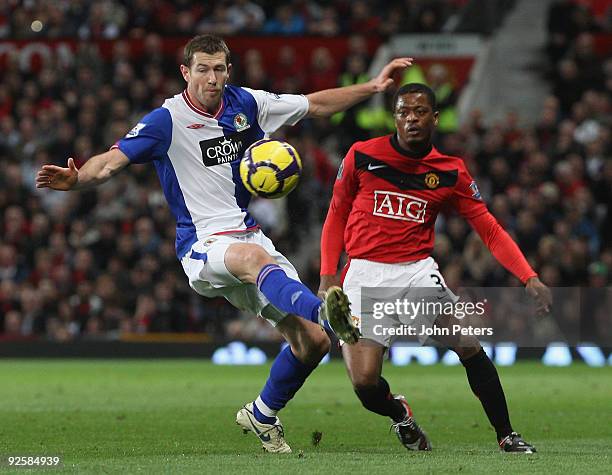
[348,1,380,35]
[227,0,266,33]
[308,47,338,92]
[196,4,239,36]
[308,6,341,36]
[271,45,306,92]
[263,5,306,35]
[426,63,459,133]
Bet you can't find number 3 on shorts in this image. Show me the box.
[430,274,445,291]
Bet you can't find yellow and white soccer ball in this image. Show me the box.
[240,139,302,199]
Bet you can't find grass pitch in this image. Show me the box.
[0,360,610,473]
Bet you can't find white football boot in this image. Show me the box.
[236,402,292,453]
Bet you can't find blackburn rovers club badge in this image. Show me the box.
[233,113,249,131]
[425,172,440,189]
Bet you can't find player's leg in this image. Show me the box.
[225,242,321,321]
[225,242,358,343]
[184,234,354,451]
[226,233,353,452]
[341,260,406,422]
[411,257,534,452]
[434,315,536,453]
[237,315,329,453]
[183,235,337,452]
[438,324,515,440]
[253,315,330,422]
[341,259,431,450]
[342,339,431,451]
[343,339,404,420]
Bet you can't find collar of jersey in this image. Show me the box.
[390,134,433,159]
[182,89,224,119]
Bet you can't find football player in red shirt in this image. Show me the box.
[319,83,552,453]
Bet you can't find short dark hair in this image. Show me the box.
[392,83,437,110]
[183,35,231,67]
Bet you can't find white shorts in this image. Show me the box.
[343,257,458,347]
[180,229,300,326]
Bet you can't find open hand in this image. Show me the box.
[525,277,552,315]
[370,57,414,93]
[36,158,78,191]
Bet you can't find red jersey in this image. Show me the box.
[321,135,537,284]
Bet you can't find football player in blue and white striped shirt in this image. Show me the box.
[36,34,412,453]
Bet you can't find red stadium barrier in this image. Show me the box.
[0,36,382,74]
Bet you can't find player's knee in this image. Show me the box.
[226,243,274,283]
[351,371,380,392]
[452,338,481,360]
[243,244,274,270]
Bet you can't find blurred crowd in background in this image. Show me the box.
[0,0,610,342]
[0,0,464,39]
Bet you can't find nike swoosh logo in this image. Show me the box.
[368,164,387,170]
[246,412,271,442]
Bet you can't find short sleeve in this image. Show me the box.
[116,107,172,164]
[450,162,488,220]
[243,87,309,134]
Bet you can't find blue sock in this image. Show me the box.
[253,346,318,424]
[257,264,321,323]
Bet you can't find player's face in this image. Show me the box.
[394,92,438,148]
[180,51,231,112]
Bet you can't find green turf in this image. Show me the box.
[0,360,610,474]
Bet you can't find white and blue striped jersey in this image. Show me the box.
[115,85,309,259]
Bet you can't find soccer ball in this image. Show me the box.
[240,139,302,199]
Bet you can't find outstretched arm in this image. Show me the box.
[469,211,537,284]
[35,149,130,191]
[306,57,413,118]
[452,166,552,314]
[469,211,552,314]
